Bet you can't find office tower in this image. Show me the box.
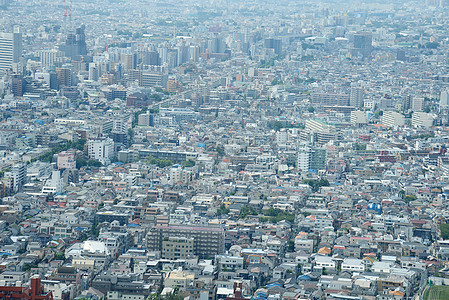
[56,67,72,88]
[350,86,364,108]
[176,44,189,66]
[61,26,87,60]
[352,32,372,58]
[264,38,282,55]
[37,49,63,68]
[146,225,225,259]
[88,63,99,81]
[11,74,24,96]
[121,53,137,70]
[0,28,22,74]
[190,45,199,62]
[208,36,226,53]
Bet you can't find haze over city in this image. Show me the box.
[0,0,449,299]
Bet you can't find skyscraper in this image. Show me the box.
[0,27,22,74]
[352,32,372,58]
[61,26,87,60]
[350,86,365,108]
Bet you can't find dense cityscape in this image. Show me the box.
[1,0,449,299]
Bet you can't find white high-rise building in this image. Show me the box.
[42,170,64,194]
[440,90,449,109]
[297,142,311,172]
[88,138,114,165]
[0,28,22,74]
[37,49,63,68]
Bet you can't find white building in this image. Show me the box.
[88,138,114,165]
[42,170,63,194]
[0,28,22,74]
[382,111,405,127]
[350,111,368,126]
[169,165,191,185]
[341,258,365,272]
[412,112,434,128]
[315,256,336,270]
[440,90,449,109]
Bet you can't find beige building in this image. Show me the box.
[164,269,195,289]
[162,237,194,259]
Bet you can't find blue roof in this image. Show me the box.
[298,274,311,280]
[127,223,140,227]
[265,283,282,288]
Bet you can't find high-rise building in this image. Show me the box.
[61,27,87,60]
[56,67,72,88]
[11,74,24,96]
[264,38,282,55]
[88,137,114,165]
[37,49,63,68]
[440,90,449,109]
[351,32,372,58]
[412,97,424,112]
[350,86,364,108]
[5,163,26,192]
[311,93,350,106]
[297,143,327,172]
[0,28,22,74]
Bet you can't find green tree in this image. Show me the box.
[441,224,449,240]
[404,194,417,203]
[76,158,87,169]
[181,160,195,167]
[217,204,230,216]
[287,240,295,252]
[87,160,103,167]
[54,252,65,260]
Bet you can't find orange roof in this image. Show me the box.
[318,247,331,255]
